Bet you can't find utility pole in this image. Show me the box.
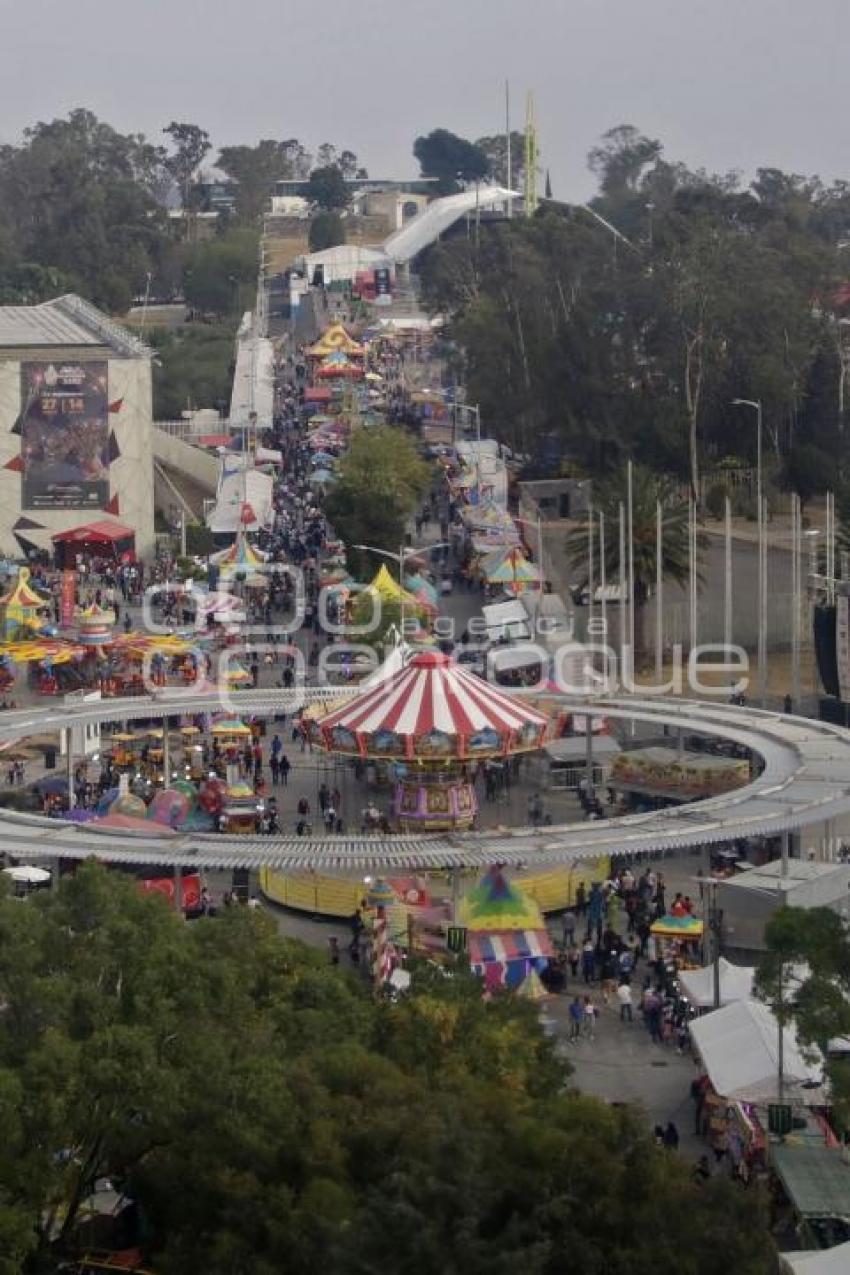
[627,462,635,664]
[724,495,733,657]
[587,498,595,632]
[599,510,607,642]
[655,500,663,682]
[505,80,512,219]
[618,502,627,678]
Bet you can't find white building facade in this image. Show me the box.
[0,295,155,560]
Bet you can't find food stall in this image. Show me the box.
[222,779,258,833]
[650,913,704,969]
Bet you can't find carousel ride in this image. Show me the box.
[312,649,550,831]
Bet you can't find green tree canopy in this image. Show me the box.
[0,864,775,1274]
[757,906,850,1120]
[475,131,526,190]
[163,120,211,208]
[149,320,236,418]
[182,227,258,316]
[217,139,311,222]
[308,211,346,252]
[324,426,432,575]
[418,125,842,494]
[305,165,351,211]
[413,129,491,193]
[0,109,172,311]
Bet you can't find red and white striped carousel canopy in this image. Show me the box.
[316,650,550,760]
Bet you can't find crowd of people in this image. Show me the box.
[542,867,695,1054]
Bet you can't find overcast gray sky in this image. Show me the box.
[3,0,848,200]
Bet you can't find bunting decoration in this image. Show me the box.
[12,533,39,557]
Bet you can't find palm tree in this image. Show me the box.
[565,465,704,655]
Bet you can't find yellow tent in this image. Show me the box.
[0,568,49,637]
[307,323,364,359]
[368,564,423,611]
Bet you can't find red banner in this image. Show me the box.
[60,570,75,628]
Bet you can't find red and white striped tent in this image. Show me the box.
[315,650,549,759]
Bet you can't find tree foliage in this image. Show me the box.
[163,121,211,206]
[324,426,432,575]
[413,129,491,193]
[0,864,775,1274]
[308,211,346,252]
[419,126,848,498]
[0,109,172,311]
[475,131,526,191]
[149,320,236,418]
[216,139,312,222]
[305,165,351,212]
[182,228,258,316]
[757,906,850,1121]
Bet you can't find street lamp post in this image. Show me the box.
[354,541,448,651]
[733,399,765,702]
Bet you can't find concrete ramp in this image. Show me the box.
[152,427,219,493]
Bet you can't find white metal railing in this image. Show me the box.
[155,420,232,439]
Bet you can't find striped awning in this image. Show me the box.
[469,928,554,966]
[315,650,549,759]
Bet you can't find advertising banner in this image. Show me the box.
[20,361,109,509]
[59,570,75,628]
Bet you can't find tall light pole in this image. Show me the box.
[618,502,627,676]
[627,461,635,667]
[791,493,801,709]
[724,494,733,657]
[599,510,607,642]
[655,500,663,681]
[733,398,765,702]
[587,498,595,632]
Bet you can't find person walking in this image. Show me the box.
[617,980,633,1023]
[568,996,583,1042]
[279,753,291,787]
[582,994,597,1041]
[662,1121,680,1152]
[581,938,596,984]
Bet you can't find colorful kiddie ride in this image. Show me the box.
[313,649,550,831]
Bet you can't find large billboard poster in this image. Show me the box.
[20,361,109,509]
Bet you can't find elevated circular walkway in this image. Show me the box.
[0,688,846,877]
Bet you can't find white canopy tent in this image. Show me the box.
[482,599,532,642]
[689,998,825,1105]
[228,323,274,429]
[783,1242,850,1273]
[207,462,274,535]
[679,958,755,1008]
[298,244,392,286]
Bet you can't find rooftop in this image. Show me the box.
[0,294,151,359]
